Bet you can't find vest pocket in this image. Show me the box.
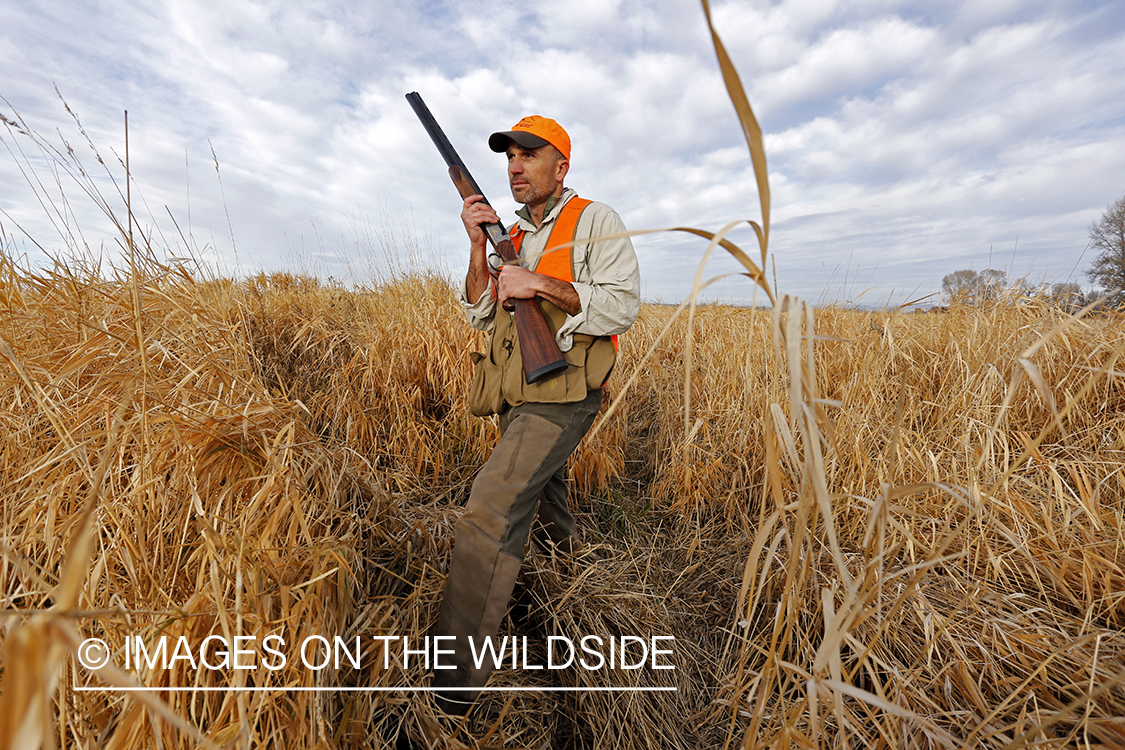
[468,350,505,417]
[578,334,616,390]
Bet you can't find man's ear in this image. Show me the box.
[555,158,570,184]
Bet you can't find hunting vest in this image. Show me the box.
[467,196,618,416]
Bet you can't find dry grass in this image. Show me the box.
[4,2,1125,746]
[1,252,1124,748]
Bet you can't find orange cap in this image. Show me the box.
[489,115,571,161]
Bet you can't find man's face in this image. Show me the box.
[506,144,567,206]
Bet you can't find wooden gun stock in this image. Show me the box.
[406,92,567,384]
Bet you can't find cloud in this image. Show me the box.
[2,0,1124,306]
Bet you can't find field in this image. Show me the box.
[4,5,1125,745]
[1,253,1124,748]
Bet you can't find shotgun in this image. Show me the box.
[405,92,568,384]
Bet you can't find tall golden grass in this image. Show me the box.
[4,2,1125,747]
[2,251,1124,748]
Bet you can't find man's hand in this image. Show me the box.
[461,194,501,250]
[498,265,581,316]
[463,195,501,304]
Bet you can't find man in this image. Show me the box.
[432,115,641,714]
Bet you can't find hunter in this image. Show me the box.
[432,114,641,713]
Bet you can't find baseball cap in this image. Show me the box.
[488,116,571,161]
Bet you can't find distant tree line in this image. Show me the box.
[937,192,1125,312]
[939,268,1103,312]
[941,268,1010,305]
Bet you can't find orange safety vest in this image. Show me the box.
[510,197,618,349]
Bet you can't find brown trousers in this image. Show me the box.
[432,389,603,713]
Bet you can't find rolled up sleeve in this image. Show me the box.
[457,276,497,332]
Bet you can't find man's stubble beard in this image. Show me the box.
[510,180,550,206]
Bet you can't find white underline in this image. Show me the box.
[73,686,676,693]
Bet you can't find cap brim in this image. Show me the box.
[489,130,550,153]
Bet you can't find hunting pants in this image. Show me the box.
[432,388,603,713]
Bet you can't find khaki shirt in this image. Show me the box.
[457,188,641,352]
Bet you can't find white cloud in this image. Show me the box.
[1,0,1124,305]
[753,17,940,113]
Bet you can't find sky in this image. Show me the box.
[2,0,1124,308]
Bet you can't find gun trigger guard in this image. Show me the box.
[487,251,503,273]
